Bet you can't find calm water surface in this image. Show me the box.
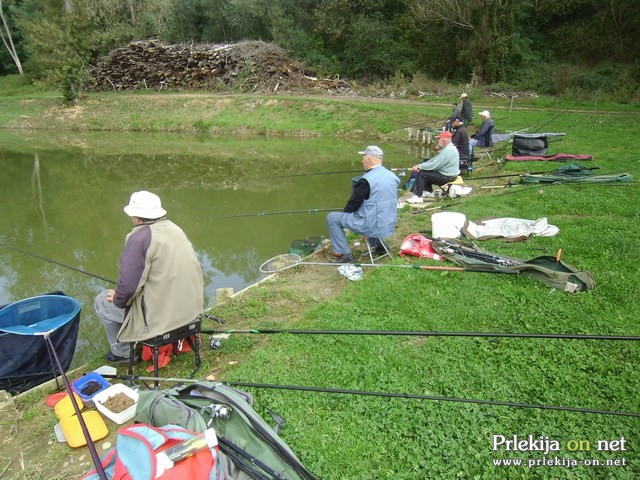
[0,130,429,364]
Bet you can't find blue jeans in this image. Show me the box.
[327,212,352,255]
[327,212,381,256]
[469,139,478,156]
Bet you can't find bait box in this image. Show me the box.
[93,383,139,424]
[71,372,110,407]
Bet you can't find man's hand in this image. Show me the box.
[106,289,116,302]
[411,165,421,173]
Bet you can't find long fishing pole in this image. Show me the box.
[44,333,108,480]
[489,179,633,198]
[465,167,600,182]
[226,381,640,419]
[532,101,582,133]
[259,253,518,275]
[0,244,116,284]
[101,374,640,419]
[279,167,411,178]
[211,208,342,219]
[202,328,640,342]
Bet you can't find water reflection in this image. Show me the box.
[0,130,430,364]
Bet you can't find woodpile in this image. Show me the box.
[87,40,352,94]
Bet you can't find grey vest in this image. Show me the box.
[343,166,400,238]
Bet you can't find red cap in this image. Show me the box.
[435,131,452,139]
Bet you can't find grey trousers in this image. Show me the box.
[94,290,131,358]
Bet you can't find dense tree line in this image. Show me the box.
[1,0,639,100]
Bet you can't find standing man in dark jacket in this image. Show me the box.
[460,93,473,125]
[451,117,470,171]
[94,191,204,363]
[444,102,460,131]
[327,146,400,263]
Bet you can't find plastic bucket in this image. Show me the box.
[431,212,466,238]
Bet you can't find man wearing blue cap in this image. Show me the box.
[326,146,400,263]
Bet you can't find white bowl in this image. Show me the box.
[93,383,138,425]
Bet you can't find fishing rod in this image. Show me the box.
[45,333,108,480]
[465,167,600,182]
[532,101,582,133]
[420,235,520,266]
[489,179,633,198]
[226,381,640,419]
[258,253,518,275]
[102,375,640,419]
[0,244,116,284]
[211,208,342,219]
[218,435,290,480]
[279,167,412,178]
[202,328,640,342]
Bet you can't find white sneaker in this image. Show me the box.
[406,195,423,204]
[422,191,435,198]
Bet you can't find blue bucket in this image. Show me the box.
[0,295,81,336]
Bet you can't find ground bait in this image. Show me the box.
[102,392,135,413]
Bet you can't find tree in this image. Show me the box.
[343,15,414,80]
[0,0,23,74]
[403,0,516,84]
[12,0,143,98]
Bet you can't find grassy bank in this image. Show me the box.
[1,75,638,140]
[1,77,640,479]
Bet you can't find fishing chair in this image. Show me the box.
[471,132,513,166]
[359,237,393,264]
[127,319,202,388]
[438,176,465,199]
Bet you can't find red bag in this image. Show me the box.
[83,424,225,480]
[399,234,442,261]
[141,335,196,372]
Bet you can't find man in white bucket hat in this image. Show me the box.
[94,191,204,363]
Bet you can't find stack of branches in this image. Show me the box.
[87,40,352,94]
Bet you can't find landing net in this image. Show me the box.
[259,253,304,273]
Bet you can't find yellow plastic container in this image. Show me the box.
[59,411,109,448]
[54,392,84,420]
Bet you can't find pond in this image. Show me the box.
[0,130,430,365]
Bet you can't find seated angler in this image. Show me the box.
[94,191,204,363]
[451,117,470,172]
[406,131,460,204]
[326,146,400,263]
[469,110,495,156]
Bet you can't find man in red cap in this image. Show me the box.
[407,131,460,203]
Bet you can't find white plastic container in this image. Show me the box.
[93,383,139,424]
[431,212,467,239]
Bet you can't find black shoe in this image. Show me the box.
[371,244,389,256]
[106,352,129,364]
[329,254,355,264]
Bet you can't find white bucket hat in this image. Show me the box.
[124,191,167,219]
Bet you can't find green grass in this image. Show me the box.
[207,106,639,478]
[2,77,639,478]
